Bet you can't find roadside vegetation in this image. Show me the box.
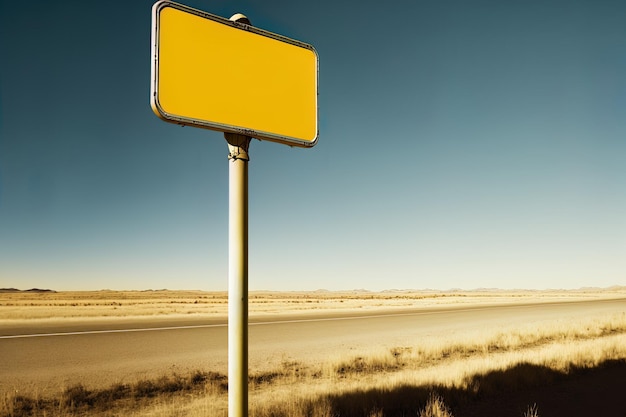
[2,311,625,417]
[2,288,624,320]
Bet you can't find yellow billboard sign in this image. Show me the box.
[150,1,319,147]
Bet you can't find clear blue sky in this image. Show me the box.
[1,0,624,291]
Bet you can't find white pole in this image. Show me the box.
[225,132,250,417]
[226,14,252,417]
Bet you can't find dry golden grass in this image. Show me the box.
[419,393,454,417]
[0,290,228,320]
[1,287,624,321]
[242,316,626,417]
[3,307,626,417]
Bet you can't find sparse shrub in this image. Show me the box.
[61,384,93,408]
[133,379,158,398]
[368,407,384,417]
[1,394,39,417]
[418,393,454,417]
[524,403,539,417]
[160,374,185,393]
[106,383,130,401]
[334,352,401,377]
[250,371,281,385]
[191,370,207,385]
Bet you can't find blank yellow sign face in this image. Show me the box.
[151,1,318,147]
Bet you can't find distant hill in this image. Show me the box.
[0,288,56,293]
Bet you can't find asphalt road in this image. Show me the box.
[1,298,624,395]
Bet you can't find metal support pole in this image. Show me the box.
[226,14,252,417]
[225,132,251,417]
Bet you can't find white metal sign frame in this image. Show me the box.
[150,0,319,147]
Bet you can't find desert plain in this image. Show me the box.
[1,287,626,416]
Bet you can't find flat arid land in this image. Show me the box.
[1,288,626,416]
